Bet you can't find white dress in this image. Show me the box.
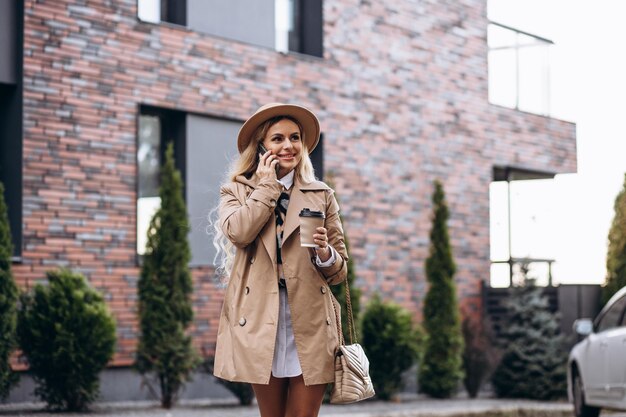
[271,286,302,377]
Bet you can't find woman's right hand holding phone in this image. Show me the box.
[257,150,279,181]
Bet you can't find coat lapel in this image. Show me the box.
[235,174,277,265]
[259,217,277,265]
[282,186,306,245]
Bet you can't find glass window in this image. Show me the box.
[275,0,295,53]
[489,177,557,287]
[137,0,160,23]
[0,1,23,259]
[487,24,516,49]
[487,22,552,116]
[518,45,549,115]
[597,295,626,333]
[0,82,23,260]
[136,107,185,256]
[490,263,510,288]
[488,48,517,109]
[275,0,323,57]
[137,115,162,255]
[138,0,186,25]
[490,181,509,262]
[509,179,557,261]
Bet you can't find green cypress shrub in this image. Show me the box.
[17,269,116,411]
[603,173,626,304]
[0,181,19,399]
[419,180,464,398]
[491,278,567,400]
[135,142,199,409]
[325,174,361,343]
[361,294,423,400]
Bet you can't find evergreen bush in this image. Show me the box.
[361,294,423,400]
[17,269,116,411]
[491,278,567,400]
[419,180,464,398]
[462,313,501,398]
[135,142,199,408]
[0,181,19,399]
[603,173,626,305]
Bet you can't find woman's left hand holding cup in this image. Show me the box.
[314,227,331,262]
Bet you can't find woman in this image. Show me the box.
[212,103,348,417]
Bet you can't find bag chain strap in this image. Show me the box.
[330,291,344,346]
[329,275,358,346]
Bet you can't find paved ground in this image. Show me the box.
[0,397,584,417]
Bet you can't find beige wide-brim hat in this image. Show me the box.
[237,103,320,154]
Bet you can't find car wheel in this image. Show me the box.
[573,372,600,417]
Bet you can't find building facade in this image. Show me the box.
[0,0,576,400]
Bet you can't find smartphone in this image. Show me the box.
[258,143,280,175]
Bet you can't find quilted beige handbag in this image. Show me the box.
[329,277,375,404]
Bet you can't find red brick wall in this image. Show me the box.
[14,0,576,366]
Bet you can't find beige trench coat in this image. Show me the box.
[213,174,348,386]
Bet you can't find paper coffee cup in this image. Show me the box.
[299,208,325,247]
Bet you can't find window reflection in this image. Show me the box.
[597,296,626,332]
[137,115,161,255]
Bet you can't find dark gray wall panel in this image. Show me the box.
[300,0,323,57]
[187,114,240,266]
[0,0,17,84]
[558,284,602,345]
[7,368,235,403]
[187,0,275,49]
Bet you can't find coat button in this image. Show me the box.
[250,257,255,264]
[326,317,331,325]
[269,199,277,207]
[239,317,246,326]
[245,286,250,295]
[321,286,327,294]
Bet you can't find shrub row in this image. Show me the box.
[2,268,564,407]
[0,165,572,410]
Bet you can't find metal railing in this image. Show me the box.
[491,258,556,287]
